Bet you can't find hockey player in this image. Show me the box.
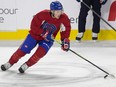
[1,1,71,73]
[76,0,107,41]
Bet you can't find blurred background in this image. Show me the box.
[0,0,116,46]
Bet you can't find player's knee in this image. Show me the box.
[79,14,88,22]
[14,49,26,59]
[36,47,47,58]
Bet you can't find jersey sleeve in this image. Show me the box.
[29,11,45,36]
[60,14,71,41]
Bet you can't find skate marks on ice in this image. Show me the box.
[0,62,112,87]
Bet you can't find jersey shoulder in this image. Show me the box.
[34,9,51,20]
[37,9,50,16]
[60,13,70,21]
[40,9,50,13]
[61,13,69,19]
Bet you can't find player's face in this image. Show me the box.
[53,10,63,19]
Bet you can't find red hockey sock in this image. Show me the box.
[9,49,26,65]
[26,46,46,67]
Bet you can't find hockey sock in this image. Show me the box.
[26,46,46,67]
[9,49,26,65]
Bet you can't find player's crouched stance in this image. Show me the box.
[1,1,71,73]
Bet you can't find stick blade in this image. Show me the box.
[104,74,115,79]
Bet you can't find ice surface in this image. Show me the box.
[0,42,116,87]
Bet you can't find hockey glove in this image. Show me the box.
[61,38,70,51]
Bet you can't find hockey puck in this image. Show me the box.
[104,75,108,79]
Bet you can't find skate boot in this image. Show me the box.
[76,32,84,42]
[92,32,98,42]
[18,63,29,73]
[1,62,12,71]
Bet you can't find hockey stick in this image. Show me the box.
[55,40,115,79]
[80,1,116,32]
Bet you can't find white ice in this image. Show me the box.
[0,41,116,87]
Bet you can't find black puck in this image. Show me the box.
[104,75,108,79]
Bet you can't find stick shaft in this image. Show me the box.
[69,49,109,75]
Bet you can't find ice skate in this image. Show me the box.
[92,32,98,42]
[18,63,29,73]
[76,32,84,42]
[1,62,12,71]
